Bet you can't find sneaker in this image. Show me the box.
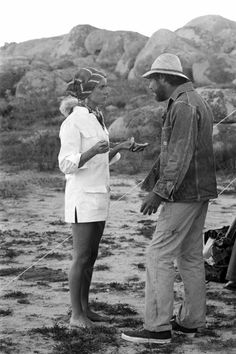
[171,317,198,336]
[121,329,171,344]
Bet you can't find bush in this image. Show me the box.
[0,92,60,131]
[0,130,60,171]
[0,67,26,97]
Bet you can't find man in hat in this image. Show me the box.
[122,53,217,344]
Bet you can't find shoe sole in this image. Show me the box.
[121,333,171,344]
[173,329,196,337]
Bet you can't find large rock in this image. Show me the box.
[15,69,66,98]
[177,15,236,54]
[85,29,147,75]
[197,87,236,123]
[193,54,236,86]
[115,32,147,77]
[129,29,202,80]
[0,36,63,61]
[109,105,164,156]
[85,29,124,66]
[53,25,97,58]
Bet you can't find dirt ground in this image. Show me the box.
[0,170,236,354]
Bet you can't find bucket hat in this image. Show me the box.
[142,53,189,80]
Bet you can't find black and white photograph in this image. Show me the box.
[0,0,236,353]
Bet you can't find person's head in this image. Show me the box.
[66,67,108,109]
[142,53,190,102]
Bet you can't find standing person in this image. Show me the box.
[122,53,217,344]
[224,238,236,290]
[58,67,146,329]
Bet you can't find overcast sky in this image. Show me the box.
[1,0,236,47]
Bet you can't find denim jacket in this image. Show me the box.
[142,82,218,202]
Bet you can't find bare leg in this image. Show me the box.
[69,222,102,327]
[81,221,108,321]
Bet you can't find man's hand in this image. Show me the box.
[140,191,162,215]
[115,137,149,152]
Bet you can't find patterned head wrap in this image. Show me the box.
[66,67,106,100]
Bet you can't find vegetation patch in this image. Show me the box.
[133,262,145,270]
[0,338,15,354]
[3,291,28,299]
[110,193,127,200]
[0,247,24,259]
[196,338,236,352]
[0,179,27,199]
[97,248,113,259]
[35,252,67,260]
[29,324,118,354]
[0,308,13,316]
[90,300,138,316]
[116,317,143,328]
[19,266,67,282]
[94,264,110,271]
[137,219,156,239]
[49,219,66,226]
[0,267,25,276]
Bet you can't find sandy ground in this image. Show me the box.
[0,170,236,354]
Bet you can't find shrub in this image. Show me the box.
[0,67,26,97]
[0,129,60,171]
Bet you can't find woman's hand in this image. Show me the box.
[92,140,110,155]
[115,137,149,152]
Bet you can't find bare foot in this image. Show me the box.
[86,310,110,322]
[69,315,94,329]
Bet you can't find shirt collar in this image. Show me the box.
[167,82,194,110]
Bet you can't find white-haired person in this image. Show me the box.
[58,67,147,329]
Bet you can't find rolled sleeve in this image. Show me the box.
[59,152,83,174]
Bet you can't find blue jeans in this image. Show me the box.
[144,201,208,332]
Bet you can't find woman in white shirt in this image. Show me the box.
[58,67,147,328]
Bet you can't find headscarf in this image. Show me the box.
[66,67,106,100]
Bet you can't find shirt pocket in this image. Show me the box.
[81,186,110,211]
[82,185,109,193]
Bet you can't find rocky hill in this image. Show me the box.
[0,15,236,173]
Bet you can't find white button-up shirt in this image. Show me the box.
[58,106,120,223]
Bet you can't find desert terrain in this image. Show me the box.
[0,169,236,354]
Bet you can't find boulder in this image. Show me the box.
[85,29,123,66]
[85,29,147,74]
[109,105,164,156]
[197,88,236,123]
[53,25,97,58]
[177,15,236,54]
[115,32,147,77]
[0,36,63,61]
[193,54,236,86]
[129,29,202,80]
[15,69,66,98]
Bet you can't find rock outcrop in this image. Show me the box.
[129,28,202,80]
[1,15,236,171]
